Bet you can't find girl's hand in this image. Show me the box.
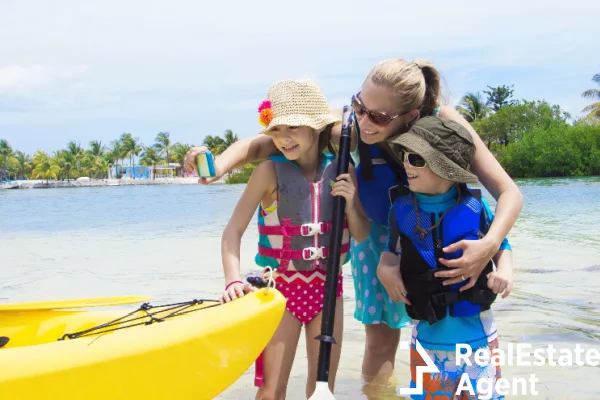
[219,281,255,304]
[487,269,513,298]
[184,146,223,185]
[376,264,411,305]
[330,173,357,213]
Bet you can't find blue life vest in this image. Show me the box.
[393,186,497,325]
[355,140,407,227]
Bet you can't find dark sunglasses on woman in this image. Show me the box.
[351,93,410,126]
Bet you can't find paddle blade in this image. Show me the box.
[308,382,336,400]
[0,295,153,311]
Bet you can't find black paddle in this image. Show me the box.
[310,105,353,399]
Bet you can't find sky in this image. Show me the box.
[1,0,598,155]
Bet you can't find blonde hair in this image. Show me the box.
[366,58,441,122]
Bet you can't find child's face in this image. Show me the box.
[269,125,318,161]
[403,151,453,195]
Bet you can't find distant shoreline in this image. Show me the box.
[0,176,226,190]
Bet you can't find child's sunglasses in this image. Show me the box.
[402,151,427,168]
[351,93,406,126]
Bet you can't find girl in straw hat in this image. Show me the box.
[219,79,370,399]
[187,59,523,389]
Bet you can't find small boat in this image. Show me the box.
[0,288,285,399]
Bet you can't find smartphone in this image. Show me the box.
[196,151,216,178]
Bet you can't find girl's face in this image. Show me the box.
[268,125,319,161]
[354,78,416,145]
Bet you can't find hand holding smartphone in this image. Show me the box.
[196,151,216,178]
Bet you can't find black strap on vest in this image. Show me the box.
[355,116,405,183]
[357,132,375,181]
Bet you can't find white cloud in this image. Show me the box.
[0,65,88,94]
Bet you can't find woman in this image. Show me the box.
[184,58,523,386]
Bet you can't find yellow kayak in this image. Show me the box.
[0,288,285,399]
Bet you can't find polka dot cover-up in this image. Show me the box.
[350,219,412,329]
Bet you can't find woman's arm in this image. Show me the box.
[184,136,279,184]
[434,105,524,288]
[220,161,274,302]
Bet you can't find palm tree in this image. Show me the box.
[31,151,60,184]
[93,158,110,179]
[139,147,161,179]
[89,140,106,158]
[66,141,84,177]
[456,92,491,122]
[103,154,115,179]
[153,132,172,164]
[120,133,143,179]
[14,151,31,179]
[170,143,192,176]
[582,73,600,121]
[223,129,239,148]
[109,140,126,177]
[0,139,11,181]
[203,135,226,155]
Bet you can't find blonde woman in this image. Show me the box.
[186,59,523,386]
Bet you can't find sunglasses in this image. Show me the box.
[402,151,427,168]
[351,93,406,126]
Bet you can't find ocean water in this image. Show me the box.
[1,176,599,399]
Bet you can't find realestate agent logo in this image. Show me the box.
[397,340,440,396]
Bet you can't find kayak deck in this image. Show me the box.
[0,299,219,348]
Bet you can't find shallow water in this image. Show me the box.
[1,176,599,399]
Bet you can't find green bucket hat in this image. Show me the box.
[389,116,479,183]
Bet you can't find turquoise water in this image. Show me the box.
[1,177,599,399]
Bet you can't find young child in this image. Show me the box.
[376,116,514,400]
[219,79,370,399]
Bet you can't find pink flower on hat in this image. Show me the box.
[258,100,273,127]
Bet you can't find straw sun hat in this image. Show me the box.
[257,79,341,134]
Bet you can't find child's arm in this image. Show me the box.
[375,207,411,304]
[184,110,358,185]
[487,249,513,298]
[184,137,280,183]
[330,164,369,243]
[376,251,410,305]
[478,196,514,298]
[220,160,274,303]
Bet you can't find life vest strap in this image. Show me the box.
[257,242,351,261]
[403,268,446,282]
[430,288,496,308]
[258,221,349,237]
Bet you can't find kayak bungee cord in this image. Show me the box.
[58,299,220,341]
[59,269,277,341]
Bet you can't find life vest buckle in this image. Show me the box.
[431,291,463,307]
[302,246,325,260]
[300,222,325,236]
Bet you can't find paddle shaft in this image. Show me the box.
[315,106,353,384]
